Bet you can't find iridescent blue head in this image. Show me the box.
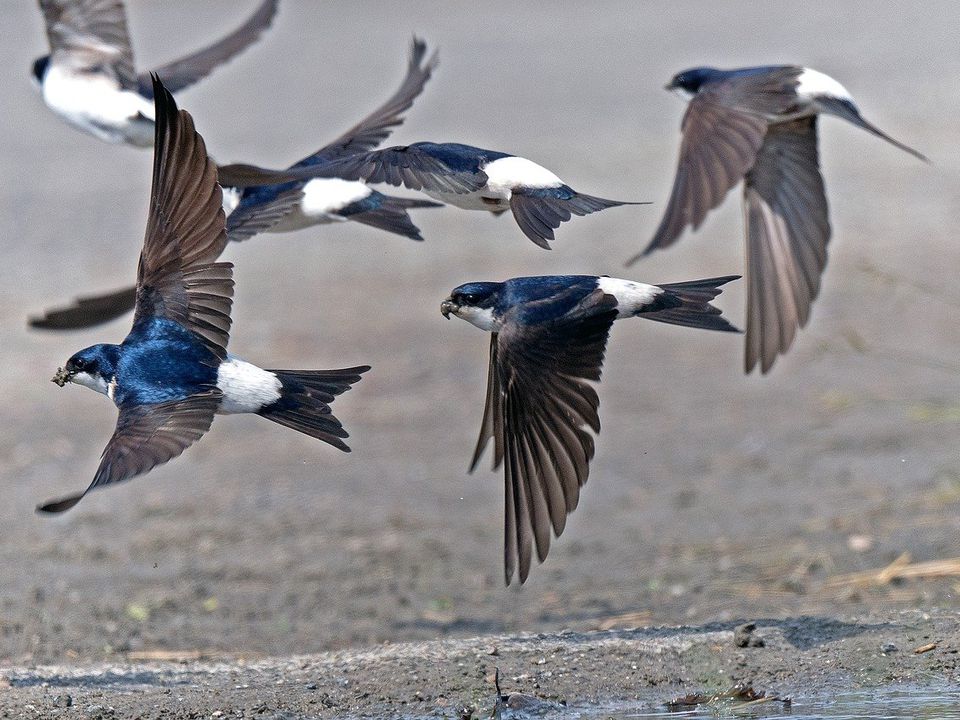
[31,55,50,86]
[52,344,121,395]
[665,67,722,94]
[441,282,504,331]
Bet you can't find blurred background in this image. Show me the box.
[1,1,958,664]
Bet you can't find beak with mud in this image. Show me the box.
[440,297,458,319]
[51,366,73,387]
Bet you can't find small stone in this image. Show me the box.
[52,694,72,708]
[880,642,898,653]
[733,622,765,648]
[304,682,318,690]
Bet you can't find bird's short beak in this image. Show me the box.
[51,367,73,387]
[440,298,458,319]
[663,81,676,91]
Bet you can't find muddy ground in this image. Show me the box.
[1,0,959,716]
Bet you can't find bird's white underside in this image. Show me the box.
[597,277,662,318]
[216,357,282,414]
[424,155,563,211]
[41,65,155,145]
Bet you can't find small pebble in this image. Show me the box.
[880,642,898,653]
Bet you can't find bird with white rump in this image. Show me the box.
[31,0,279,146]
[628,65,928,374]
[38,75,369,514]
[312,141,648,248]
[441,272,740,584]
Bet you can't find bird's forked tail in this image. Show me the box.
[258,366,370,451]
[640,275,742,333]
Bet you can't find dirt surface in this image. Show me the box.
[1,0,959,716]
[2,611,959,718]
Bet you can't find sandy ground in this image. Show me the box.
[1,0,959,715]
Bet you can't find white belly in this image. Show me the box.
[423,188,508,211]
[216,356,282,414]
[266,178,371,233]
[42,66,155,146]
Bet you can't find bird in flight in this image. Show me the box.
[32,0,278,145]
[441,273,740,583]
[627,65,927,374]
[311,141,647,249]
[38,75,369,514]
[31,38,442,330]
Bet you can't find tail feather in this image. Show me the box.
[510,186,647,249]
[348,195,441,241]
[259,366,370,451]
[642,275,742,333]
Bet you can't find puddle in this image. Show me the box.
[490,686,960,720]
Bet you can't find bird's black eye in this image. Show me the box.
[460,293,477,304]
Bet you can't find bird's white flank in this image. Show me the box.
[597,277,662,318]
[483,156,563,193]
[221,186,242,216]
[796,68,853,103]
[217,356,282,414]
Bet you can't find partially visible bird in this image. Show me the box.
[31,39,441,330]
[441,273,740,583]
[38,75,369,514]
[218,38,442,245]
[312,141,647,248]
[32,0,279,146]
[626,65,927,374]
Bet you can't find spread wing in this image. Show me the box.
[292,37,438,167]
[133,75,232,360]
[38,0,137,86]
[629,68,805,264]
[28,286,137,330]
[315,144,487,194]
[471,289,618,584]
[743,116,830,374]
[225,185,304,242]
[37,391,221,513]
[139,0,279,95]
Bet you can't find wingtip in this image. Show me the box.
[36,493,84,514]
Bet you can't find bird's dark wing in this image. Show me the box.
[29,286,137,330]
[743,116,830,374]
[139,0,278,95]
[294,37,438,166]
[133,75,232,360]
[216,163,317,188]
[314,144,487,194]
[37,391,221,513]
[471,288,618,584]
[225,186,304,242]
[629,95,768,263]
[38,0,138,86]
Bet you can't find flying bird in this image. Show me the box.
[31,39,441,331]
[32,0,278,146]
[441,273,740,583]
[38,75,369,514]
[312,141,646,248]
[627,65,927,374]
[218,38,442,244]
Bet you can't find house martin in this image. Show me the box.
[38,75,369,514]
[218,38,442,244]
[441,273,740,583]
[30,39,441,331]
[627,65,927,374]
[308,141,647,248]
[32,0,278,146]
